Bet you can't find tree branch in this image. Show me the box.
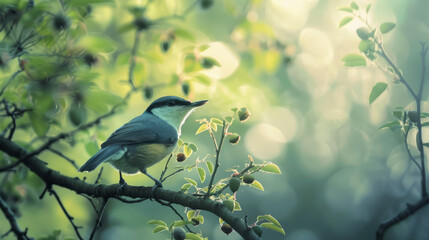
[48,187,84,240]
[89,198,108,240]
[0,135,260,240]
[0,192,32,240]
[376,196,429,240]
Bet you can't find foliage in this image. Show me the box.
[339,2,429,239]
[0,0,286,240]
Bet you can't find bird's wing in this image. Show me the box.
[101,115,158,148]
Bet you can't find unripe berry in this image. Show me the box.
[221,223,233,235]
[252,225,262,237]
[229,177,240,193]
[172,227,186,240]
[238,107,251,122]
[223,199,235,212]
[242,174,255,184]
[228,133,240,145]
[408,111,419,123]
[176,153,187,162]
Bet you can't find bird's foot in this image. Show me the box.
[148,180,163,199]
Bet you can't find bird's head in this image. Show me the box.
[145,96,208,133]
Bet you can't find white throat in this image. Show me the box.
[152,107,196,136]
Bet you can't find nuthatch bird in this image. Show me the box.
[78,96,208,187]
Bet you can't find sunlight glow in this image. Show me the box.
[245,123,286,160]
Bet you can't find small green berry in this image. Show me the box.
[252,225,262,237]
[143,86,153,100]
[201,0,214,9]
[221,223,233,235]
[229,177,240,193]
[228,133,240,145]
[172,227,186,240]
[238,107,251,122]
[242,174,255,184]
[223,199,235,212]
[408,111,419,123]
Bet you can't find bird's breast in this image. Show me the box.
[126,143,175,169]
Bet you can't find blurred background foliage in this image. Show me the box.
[1,0,429,239]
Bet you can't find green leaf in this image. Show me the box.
[423,143,429,148]
[233,200,242,211]
[422,122,429,127]
[152,225,168,233]
[260,222,285,235]
[249,180,264,191]
[188,143,198,152]
[206,161,214,175]
[339,16,354,28]
[378,120,401,130]
[356,27,372,40]
[147,220,167,227]
[187,210,196,220]
[185,178,197,186]
[192,215,204,224]
[261,163,281,174]
[196,124,209,135]
[184,145,192,157]
[174,28,195,42]
[180,183,192,193]
[350,2,359,10]
[342,53,366,67]
[85,141,99,156]
[172,220,194,227]
[392,110,403,119]
[257,215,282,228]
[211,118,223,125]
[210,122,218,132]
[224,116,233,123]
[366,4,371,13]
[198,44,210,52]
[185,233,205,240]
[380,22,396,34]
[29,112,49,137]
[421,112,429,118]
[79,34,116,53]
[65,0,112,7]
[193,74,211,86]
[338,6,353,12]
[197,167,206,183]
[359,40,375,53]
[369,82,388,104]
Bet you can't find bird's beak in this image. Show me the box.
[191,100,209,107]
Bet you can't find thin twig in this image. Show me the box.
[48,148,79,169]
[376,196,429,240]
[212,158,256,197]
[205,121,228,198]
[155,199,194,233]
[161,168,184,182]
[49,188,84,240]
[94,167,104,184]
[89,198,109,240]
[415,43,428,197]
[159,153,173,182]
[0,192,31,240]
[0,70,22,97]
[403,124,422,172]
[128,30,141,90]
[0,96,126,172]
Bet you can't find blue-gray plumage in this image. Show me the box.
[78,96,208,186]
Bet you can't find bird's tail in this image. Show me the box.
[78,145,122,172]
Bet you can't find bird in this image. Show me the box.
[78,96,208,187]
